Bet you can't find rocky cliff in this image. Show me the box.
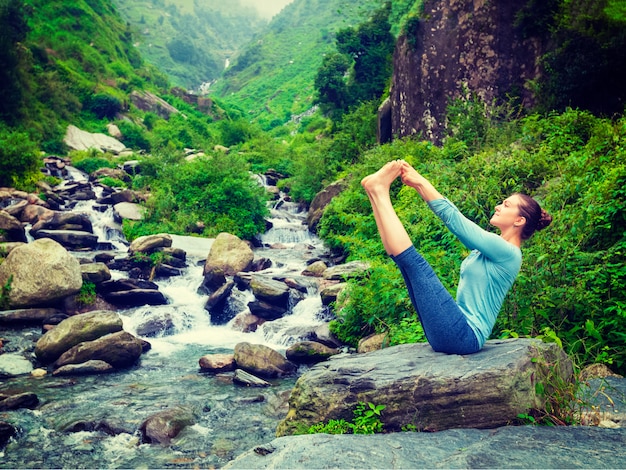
[388,0,544,143]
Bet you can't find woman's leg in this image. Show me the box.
[362,161,479,354]
[392,246,479,354]
[361,160,413,256]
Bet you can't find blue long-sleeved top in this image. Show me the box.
[427,198,522,346]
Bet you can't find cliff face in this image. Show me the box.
[389,0,544,143]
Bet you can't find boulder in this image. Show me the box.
[0,308,63,325]
[34,310,123,364]
[0,392,39,411]
[301,260,327,277]
[205,280,235,324]
[31,229,99,250]
[0,238,83,308]
[0,210,26,243]
[101,289,168,307]
[204,233,254,277]
[113,202,146,221]
[285,341,341,364]
[80,262,112,284]
[130,90,179,120]
[54,330,144,369]
[250,275,290,306]
[322,261,370,281]
[199,353,236,373]
[139,406,195,445]
[52,360,114,376]
[306,179,348,232]
[276,339,573,436]
[129,233,173,254]
[224,427,626,470]
[64,124,127,154]
[233,342,297,379]
[320,282,346,306]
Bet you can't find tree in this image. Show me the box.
[0,0,30,122]
[314,52,351,117]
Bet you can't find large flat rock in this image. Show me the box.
[277,338,573,435]
[225,426,626,469]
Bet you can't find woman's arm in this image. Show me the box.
[400,161,443,202]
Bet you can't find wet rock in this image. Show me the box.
[320,282,346,306]
[54,330,144,369]
[0,392,39,411]
[250,275,290,307]
[357,333,389,353]
[276,339,574,436]
[205,280,236,324]
[233,342,296,379]
[80,262,112,283]
[0,421,17,448]
[128,233,172,254]
[0,238,82,308]
[52,359,114,376]
[230,311,265,333]
[248,299,288,321]
[0,210,26,243]
[135,313,175,338]
[32,229,99,250]
[199,353,236,373]
[35,310,123,364]
[233,369,271,387]
[204,232,254,277]
[322,261,370,281]
[301,260,327,277]
[285,341,340,364]
[0,307,63,325]
[139,405,195,445]
[102,289,168,307]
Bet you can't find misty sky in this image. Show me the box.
[239,0,294,19]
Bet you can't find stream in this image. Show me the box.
[0,170,332,468]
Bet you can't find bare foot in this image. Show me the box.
[361,160,403,194]
[399,161,422,188]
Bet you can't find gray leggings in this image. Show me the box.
[391,246,480,354]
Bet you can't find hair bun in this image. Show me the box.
[536,209,553,231]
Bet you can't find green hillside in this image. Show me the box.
[112,0,266,89]
[209,0,416,129]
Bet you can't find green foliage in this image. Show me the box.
[305,402,385,435]
[535,0,626,116]
[85,93,122,119]
[71,153,116,175]
[117,120,151,151]
[0,126,41,188]
[131,152,268,240]
[75,281,96,307]
[98,176,127,188]
[0,274,12,310]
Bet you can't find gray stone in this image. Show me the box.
[234,342,296,379]
[0,238,82,308]
[113,202,146,221]
[322,261,370,281]
[80,262,112,283]
[204,232,254,276]
[224,426,626,469]
[139,405,195,445]
[34,310,123,364]
[52,360,114,376]
[233,369,272,387]
[276,339,573,436]
[129,233,172,254]
[32,229,99,250]
[54,330,144,369]
[64,125,127,154]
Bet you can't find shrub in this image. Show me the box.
[0,126,41,188]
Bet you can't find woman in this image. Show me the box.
[361,159,552,354]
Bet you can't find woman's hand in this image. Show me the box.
[398,160,444,202]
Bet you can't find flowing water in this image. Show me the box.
[0,171,331,468]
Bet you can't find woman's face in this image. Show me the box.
[490,195,525,230]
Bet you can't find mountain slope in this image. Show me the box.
[209,0,402,129]
[112,0,267,89]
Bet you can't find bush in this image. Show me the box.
[0,126,41,188]
[85,93,122,119]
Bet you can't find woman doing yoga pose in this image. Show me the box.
[361,160,552,354]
